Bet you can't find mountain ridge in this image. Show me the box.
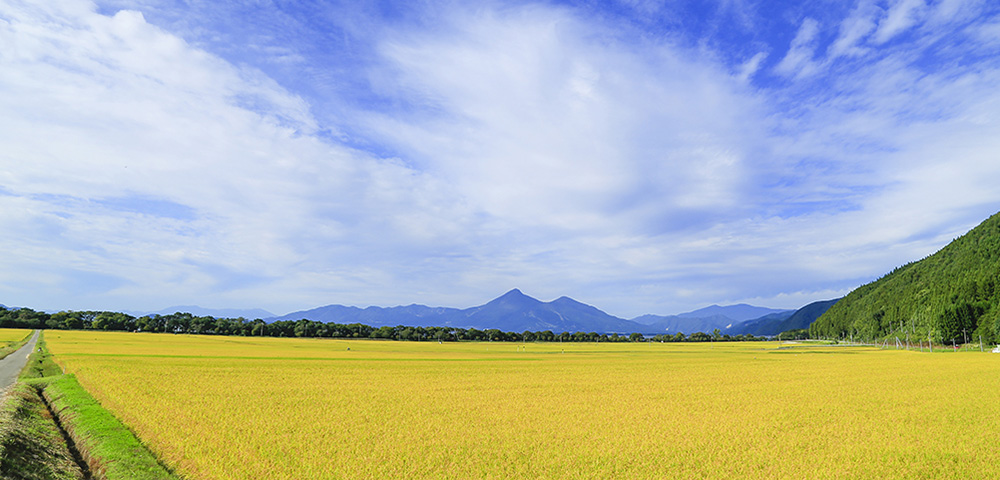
[675,304,791,322]
[811,210,1000,344]
[737,299,838,336]
[270,289,816,335]
[132,305,276,319]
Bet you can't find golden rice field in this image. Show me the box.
[45,331,1000,479]
[0,328,31,344]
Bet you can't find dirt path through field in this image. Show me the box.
[0,330,39,390]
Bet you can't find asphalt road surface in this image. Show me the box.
[0,330,40,391]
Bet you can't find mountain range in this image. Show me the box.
[132,305,276,319]
[268,288,837,335]
[4,291,835,336]
[631,304,792,334]
[735,299,839,336]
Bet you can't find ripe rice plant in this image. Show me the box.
[0,328,32,344]
[45,331,1000,479]
[0,328,33,360]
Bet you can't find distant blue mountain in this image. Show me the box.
[271,303,463,328]
[630,314,744,334]
[728,311,795,335]
[677,304,791,322]
[456,289,643,332]
[270,290,830,336]
[630,304,794,335]
[140,305,275,319]
[734,299,840,336]
[271,289,644,333]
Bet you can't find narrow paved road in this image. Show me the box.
[0,330,40,390]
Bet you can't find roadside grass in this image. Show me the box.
[0,332,181,480]
[0,382,82,480]
[21,337,65,380]
[30,374,179,480]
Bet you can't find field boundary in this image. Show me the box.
[12,333,182,480]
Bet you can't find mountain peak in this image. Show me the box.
[551,296,584,306]
[488,289,540,307]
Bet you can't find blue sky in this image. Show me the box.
[2,0,1000,318]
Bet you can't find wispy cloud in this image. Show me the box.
[829,1,881,58]
[872,0,926,44]
[0,0,428,310]
[1,0,999,317]
[774,18,822,78]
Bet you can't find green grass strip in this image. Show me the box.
[0,382,83,480]
[18,333,181,480]
[27,375,181,480]
[20,336,64,380]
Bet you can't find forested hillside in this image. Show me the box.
[811,211,1000,345]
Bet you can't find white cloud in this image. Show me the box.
[829,1,881,58]
[972,19,1000,45]
[2,0,1000,319]
[737,51,768,82]
[774,18,821,78]
[369,6,766,235]
[872,0,927,44]
[926,0,982,27]
[0,0,459,312]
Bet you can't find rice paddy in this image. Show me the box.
[44,331,1000,479]
[0,328,31,344]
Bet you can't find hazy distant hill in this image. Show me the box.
[273,291,810,335]
[677,304,790,322]
[736,299,838,336]
[272,289,645,333]
[731,311,795,335]
[631,314,739,334]
[631,304,793,335]
[270,303,463,328]
[811,210,1000,344]
[456,289,643,332]
[780,299,840,331]
[141,305,275,319]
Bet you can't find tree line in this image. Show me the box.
[0,307,772,342]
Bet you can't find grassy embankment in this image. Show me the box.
[0,330,180,480]
[0,329,79,479]
[0,381,82,479]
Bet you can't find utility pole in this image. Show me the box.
[902,321,910,350]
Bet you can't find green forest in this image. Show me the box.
[811,211,1000,345]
